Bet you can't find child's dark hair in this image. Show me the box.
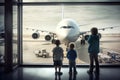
[91,27,98,35]
[55,40,60,46]
[70,43,74,49]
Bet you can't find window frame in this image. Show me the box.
[14,1,120,67]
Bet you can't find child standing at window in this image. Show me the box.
[87,27,100,74]
[52,40,64,75]
[67,43,77,74]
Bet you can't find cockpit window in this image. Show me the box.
[61,26,74,29]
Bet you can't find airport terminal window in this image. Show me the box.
[0,6,4,65]
[22,3,120,65]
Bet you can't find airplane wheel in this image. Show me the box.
[66,48,68,51]
[52,39,56,44]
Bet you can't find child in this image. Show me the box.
[67,43,77,74]
[52,40,64,75]
[87,27,100,74]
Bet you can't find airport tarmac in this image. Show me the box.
[0,34,120,65]
[23,38,86,64]
[22,34,120,65]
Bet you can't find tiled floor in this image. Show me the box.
[0,67,120,80]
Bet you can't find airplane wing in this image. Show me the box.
[24,27,57,41]
[80,26,120,35]
[24,27,56,35]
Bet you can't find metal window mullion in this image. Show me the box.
[5,0,13,72]
[18,0,23,65]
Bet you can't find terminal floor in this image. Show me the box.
[0,67,120,80]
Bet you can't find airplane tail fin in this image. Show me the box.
[61,4,64,20]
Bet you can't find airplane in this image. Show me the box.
[25,5,120,48]
[28,18,119,46]
[0,6,120,49]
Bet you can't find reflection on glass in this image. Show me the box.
[23,5,120,65]
[0,6,4,64]
[0,0,4,3]
[13,6,18,66]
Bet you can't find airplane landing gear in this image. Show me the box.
[81,39,85,45]
[52,39,56,44]
[80,35,85,45]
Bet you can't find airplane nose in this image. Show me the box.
[57,30,71,41]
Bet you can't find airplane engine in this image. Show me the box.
[32,32,40,39]
[85,35,89,41]
[45,35,51,41]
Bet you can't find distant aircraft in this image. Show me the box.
[0,25,4,44]
[0,25,4,62]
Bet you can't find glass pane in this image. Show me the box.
[23,6,61,64]
[13,0,18,3]
[0,0,4,3]
[0,6,4,65]
[23,0,120,2]
[13,6,18,66]
[0,0,18,3]
[23,5,120,65]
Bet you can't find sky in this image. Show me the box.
[22,5,120,34]
[0,2,120,34]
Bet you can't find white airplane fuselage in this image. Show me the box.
[56,19,80,44]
